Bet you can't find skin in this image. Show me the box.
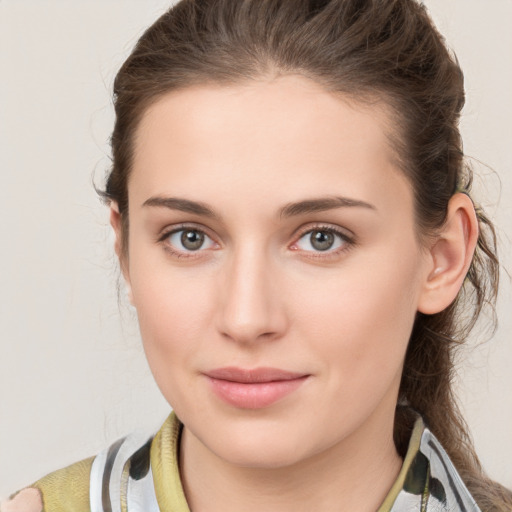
[1,75,477,512]
[0,489,42,512]
[109,75,477,512]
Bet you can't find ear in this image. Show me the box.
[109,202,134,305]
[417,193,479,315]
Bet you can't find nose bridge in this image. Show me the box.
[217,241,285,344]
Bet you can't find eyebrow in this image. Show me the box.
[279,196,376,218]
[142,196,218,218]
[142,195,376,219]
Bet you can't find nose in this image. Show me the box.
[216,245,288,345]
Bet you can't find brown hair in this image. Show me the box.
[103,0,511,508]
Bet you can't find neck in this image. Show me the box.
[179,409,403,512]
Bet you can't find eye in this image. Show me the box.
[293,228,351,253]
[165,228,216,253]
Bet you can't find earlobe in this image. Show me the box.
[124,281,135,306]
[109,202,133,304]
[417,193,479,315]
[109,202,123,259]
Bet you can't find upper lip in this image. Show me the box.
[204,367,308,383]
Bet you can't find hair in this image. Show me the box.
[102,0,511,509]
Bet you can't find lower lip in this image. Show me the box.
[207,376,309,409]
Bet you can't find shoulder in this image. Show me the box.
[1,414,181,512]
[1,457,93,512]
[1,429,160,512]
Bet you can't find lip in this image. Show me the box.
[204,367,309,409]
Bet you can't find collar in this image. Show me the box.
[90,411,481,511]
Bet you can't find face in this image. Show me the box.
[119,76,431,469]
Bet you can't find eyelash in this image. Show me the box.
[157,223,218,259]
[157,223,355,260]
[291,225,355,259]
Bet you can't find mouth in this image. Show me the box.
[204,367,310,409]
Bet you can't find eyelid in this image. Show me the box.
[157,222,217,242]
[289,223,356,256]
[156,222,355,259]
[292,223,355,243]
[157,223,220,257]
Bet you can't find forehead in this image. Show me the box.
[130,76,410,215]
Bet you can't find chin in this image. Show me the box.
[216,438,310,469]
[193,416,322,469]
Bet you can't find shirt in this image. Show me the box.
[3,412,481,512]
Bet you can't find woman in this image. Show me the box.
[2,0,511,510]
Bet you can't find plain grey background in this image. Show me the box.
[1,0,511,498]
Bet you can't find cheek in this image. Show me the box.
[129,261,217,394]
[292,246,423,383]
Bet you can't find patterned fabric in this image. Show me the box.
[3,412,481,512]
[382,421,481,511]
[87,415,188,512]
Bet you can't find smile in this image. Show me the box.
[204,367,310,409]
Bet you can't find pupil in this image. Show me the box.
[181,230,204,250]
[311,231,334,251]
